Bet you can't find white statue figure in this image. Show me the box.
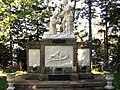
[61,0,73,34]
[42,0,75,39]
[49,11,59,35]
[42,11,59,38]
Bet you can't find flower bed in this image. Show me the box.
[0,63,19,73]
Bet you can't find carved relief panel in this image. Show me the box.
[45,46,73,67]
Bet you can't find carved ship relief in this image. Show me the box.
[47,50,70,63]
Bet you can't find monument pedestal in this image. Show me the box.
[39,38,79,80]
[41,38,77,74]
[26,38,93,81]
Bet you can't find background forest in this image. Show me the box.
[0,0,120,71]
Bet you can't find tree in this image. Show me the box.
[98,0,120,71]
[100,1,120,54]
[0,0,52,69]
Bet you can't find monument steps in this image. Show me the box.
[14,74,107,90]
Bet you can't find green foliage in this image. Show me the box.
[99,0,120,34]
[4,65,19,73]
[114,70,120,90]
[0,77,7,90]
[0,62,19,73]
[0,0,50,41]
[0,0,52,69]
[0,43,10,66]
[92,39,104,62]
[98,0,120,72]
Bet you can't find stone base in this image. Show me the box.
[25,73,79,81]
[7,87,15,90]
[25,72,93,81]
[78,66,91,72]
[14,74,107,90]
[79,72,94,79]
[43,67,78,74]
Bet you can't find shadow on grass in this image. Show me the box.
[0,76,7,90]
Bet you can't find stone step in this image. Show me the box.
[14,76,107,90]
[15,87,106,90]
[15,80,106,87]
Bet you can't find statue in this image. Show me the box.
[49,11,59,35]
[60,0,73,34]
[42,11,59,38]
[42,0,74,39]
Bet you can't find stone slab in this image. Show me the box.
[78,48,90,67]
[27,42,41,73]
[45,46,73,67]
[29,49,40,67]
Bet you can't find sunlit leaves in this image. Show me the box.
[0,2,6,13]
[0,14,17,30]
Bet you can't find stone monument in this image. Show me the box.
[27,0,92,80]
[40,0,77,80]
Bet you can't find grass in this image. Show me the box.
[0,76,7,90]
[114,70,120,90]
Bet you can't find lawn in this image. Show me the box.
[0,76,7,90]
